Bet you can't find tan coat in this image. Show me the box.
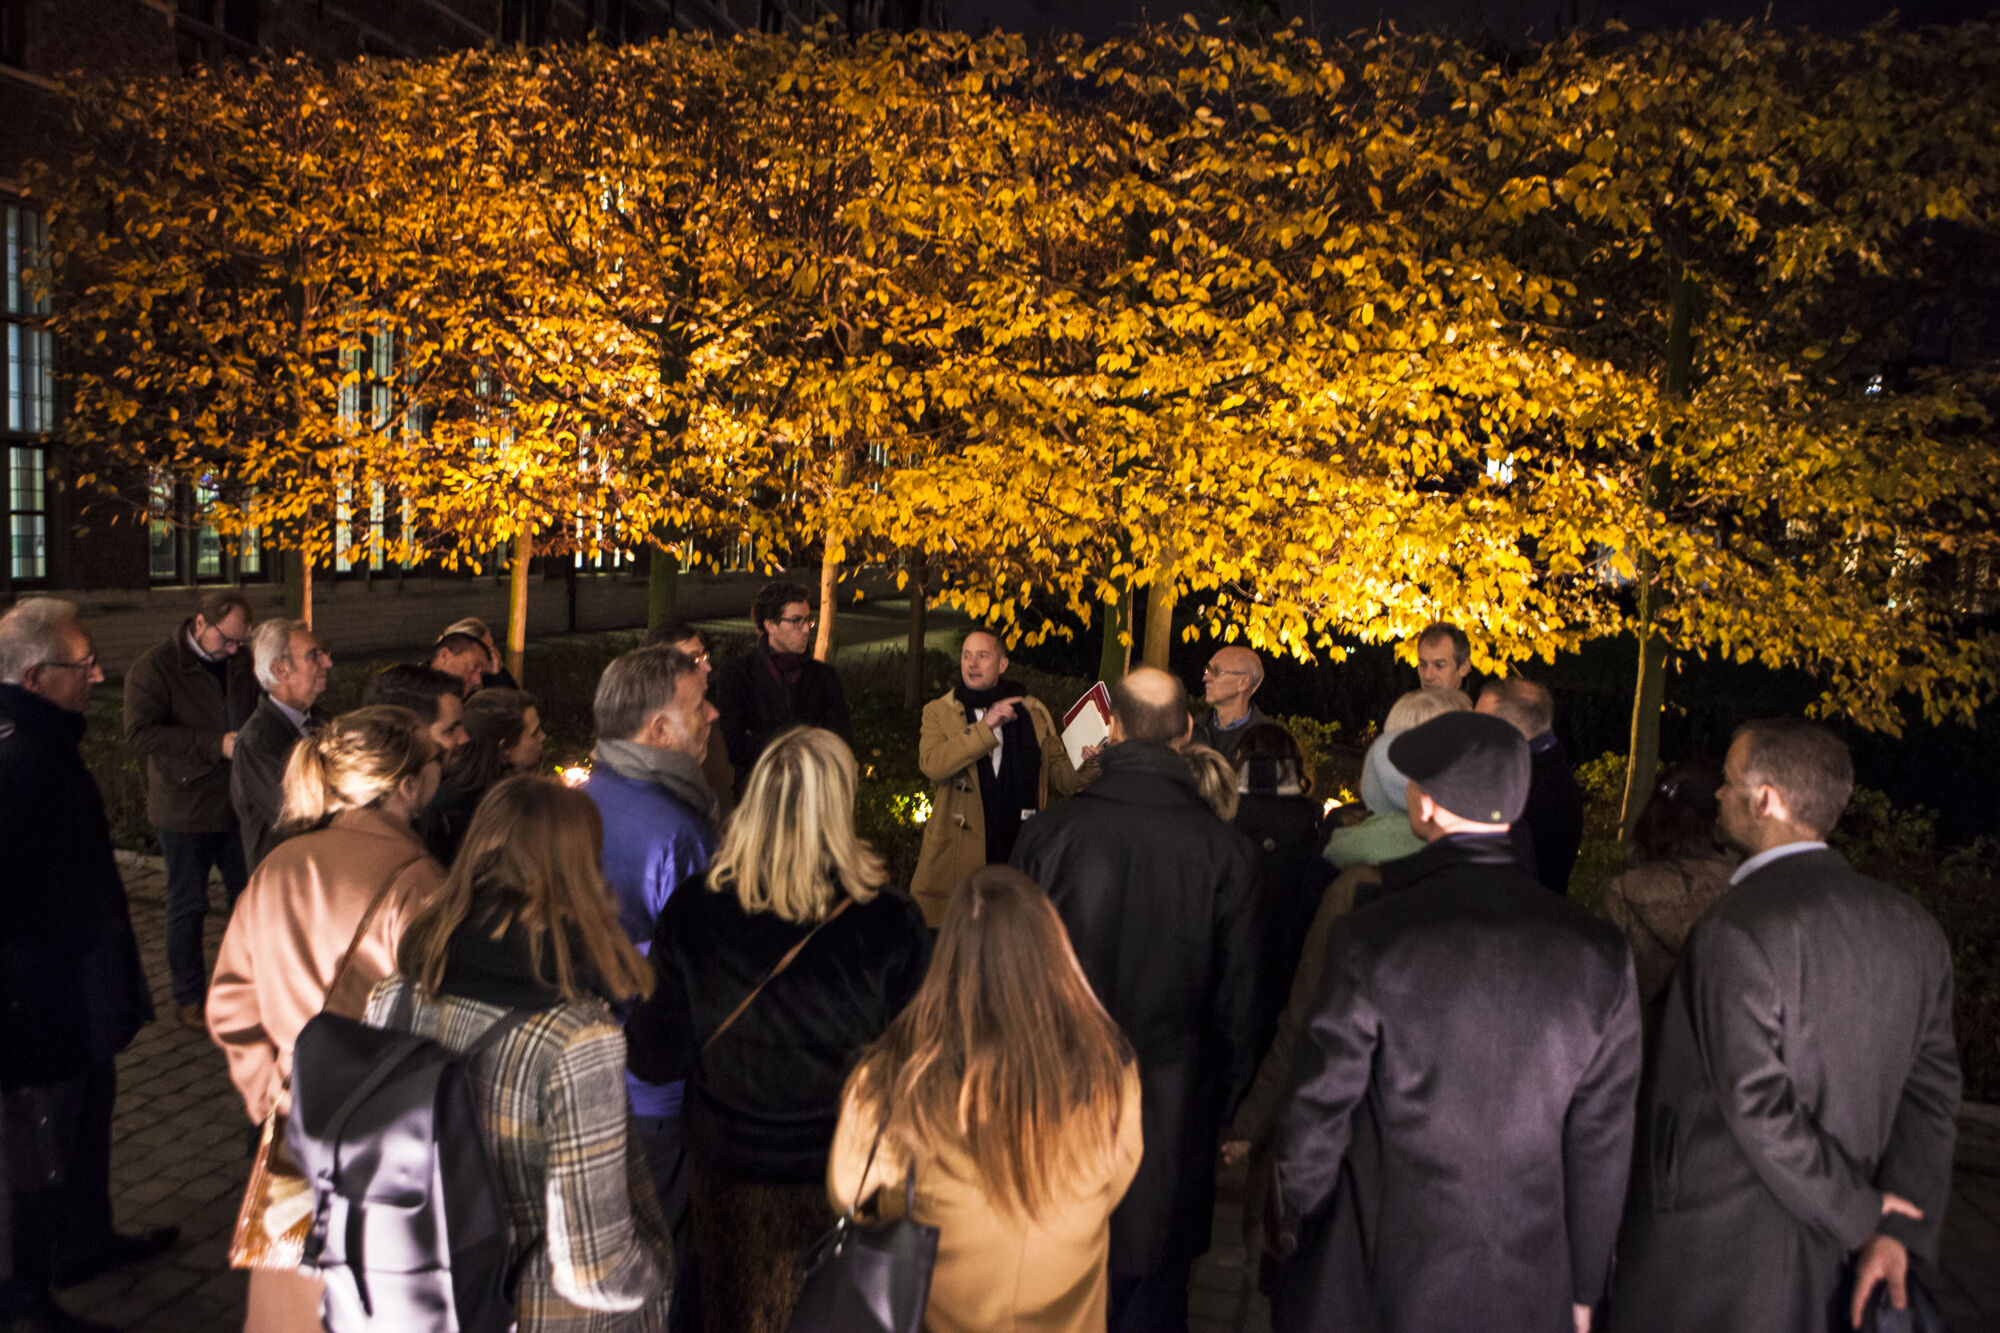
[909,691,1086,926]
[207,806,445,1123]
[828,1064,1143,1333]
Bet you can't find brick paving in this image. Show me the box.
[51,858,1997,1332]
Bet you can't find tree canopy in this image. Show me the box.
[33,18,2000,751]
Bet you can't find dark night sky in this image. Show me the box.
[949,0,1995,43]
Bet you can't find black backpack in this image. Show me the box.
[289,985,533,1332]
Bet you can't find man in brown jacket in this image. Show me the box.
[909,629,1087,927]
[123,590,260,1030]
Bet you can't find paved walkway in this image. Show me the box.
[57,859,1999,1331]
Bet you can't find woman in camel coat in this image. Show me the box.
[830,866,1142,1332]
[207,705,447,1331]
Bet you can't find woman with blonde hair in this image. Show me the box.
[364,775,674,1330]
[829,864,1143,1333]
[626,727,930,1333]
[207,705,446,1330]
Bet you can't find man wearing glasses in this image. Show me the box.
[3,599,177,1329]
[123,589,260,1030]
[1192,646,1270,764]
[713,579,852,795]
[646,619,735,818]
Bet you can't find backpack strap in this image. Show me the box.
[703,898,852,1055]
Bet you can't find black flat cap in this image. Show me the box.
[1387,711,1530,824]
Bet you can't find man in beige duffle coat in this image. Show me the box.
[910,629,1092,927]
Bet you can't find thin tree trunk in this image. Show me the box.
[903,551,928,711]
[287,550,314,629]
[506,527,532,685]
[1097,568,1132,684]
[1620,267,1695,838]
[813,544,839,663]
[1141,550,1176,670]
[647,540,678,631]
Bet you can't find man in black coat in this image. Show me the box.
[1609,719,1959,1333]
[1270,711,1640,1333]
[1,599,176,1332]
[229,618,332,870]
[1011,667,1259,1333]
[122,589,260,1028]
[713,580,852,793]
[1478,676,1586,893]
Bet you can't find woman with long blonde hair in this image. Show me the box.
[625,727,931,1333]
[831,864,1142,1332]
[364,775,673,1331]
[207,705,446,1331]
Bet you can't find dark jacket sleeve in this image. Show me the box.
[229,715,292,868]
[818,667,853,745]
[1687,916,1882,1248]
[1274,924,1378,1222]
[123,651,223,772]
[1562,953,1642,1304]
[624,904,697,1086]
[1211,837,1264,1121]
[713,659,761,774]
[1875,936,1960,1259]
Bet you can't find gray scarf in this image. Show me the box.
[593,739,719,823]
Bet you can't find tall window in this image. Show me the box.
[335,325,408,575]
[1,0,27,68]
[5,205,52,582]
[148,468,262,584]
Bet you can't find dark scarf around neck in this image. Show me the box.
[437,907,609,1012]
[955,679,1038,863]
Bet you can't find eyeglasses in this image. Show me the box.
[1202,665,1250,678]
[204,624,249,650]
[688,651,710,666]
[38,653,98,672]
[777,615,815,628]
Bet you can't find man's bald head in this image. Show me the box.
[1476,676,1554,740]
[1207,645,1262,689]
[1111,666,1191,746]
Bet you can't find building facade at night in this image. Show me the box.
[1,0,929,667]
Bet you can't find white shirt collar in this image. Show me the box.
[269,695,312,735]
[1730,839,1827,885]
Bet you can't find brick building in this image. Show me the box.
[0,0,930,668]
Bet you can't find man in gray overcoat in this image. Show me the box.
[1610,719,1960,1332]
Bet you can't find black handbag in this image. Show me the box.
[785,1125,939,1333]
[1852,1266,1949,1333]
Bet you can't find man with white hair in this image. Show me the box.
[2,599,176,1330]
[230,618,333,869]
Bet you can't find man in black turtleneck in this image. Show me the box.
[1269,711,1640,1333]
[713,580,851,796]
[908,629,1087,928]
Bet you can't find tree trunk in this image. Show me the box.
[903,551,928,711]
[1620,267,1695,838]
[647,541,678,632]
[814,545,839,663]
[506,527,532,685]
[1096,568,1132,683]
[1141,553,1176,669]
[285,550,314,629]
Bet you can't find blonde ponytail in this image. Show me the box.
[277,705,437,833]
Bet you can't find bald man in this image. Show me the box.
[1477,677,1585,894]
[1012,667,1260,1333]
[1192,646,1269,764]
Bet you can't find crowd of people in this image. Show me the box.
[0,588,1964,1333]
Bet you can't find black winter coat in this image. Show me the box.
[1522,735,1586,894]
[713,641,853,790]
[1272,834,1641,1333]
[0,684,155,1086]
[229,694,321,869]
[1233,792,1336,1043]
[624,874,930,1186]
[1010,741,1261,1275]
[122,620,259,832]
[1608,848,1959,1333]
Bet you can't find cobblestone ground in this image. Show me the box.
[55,858,1996,1332]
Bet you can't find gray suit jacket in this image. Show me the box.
[1609,847,1959,1333]
[229,695,320,870]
